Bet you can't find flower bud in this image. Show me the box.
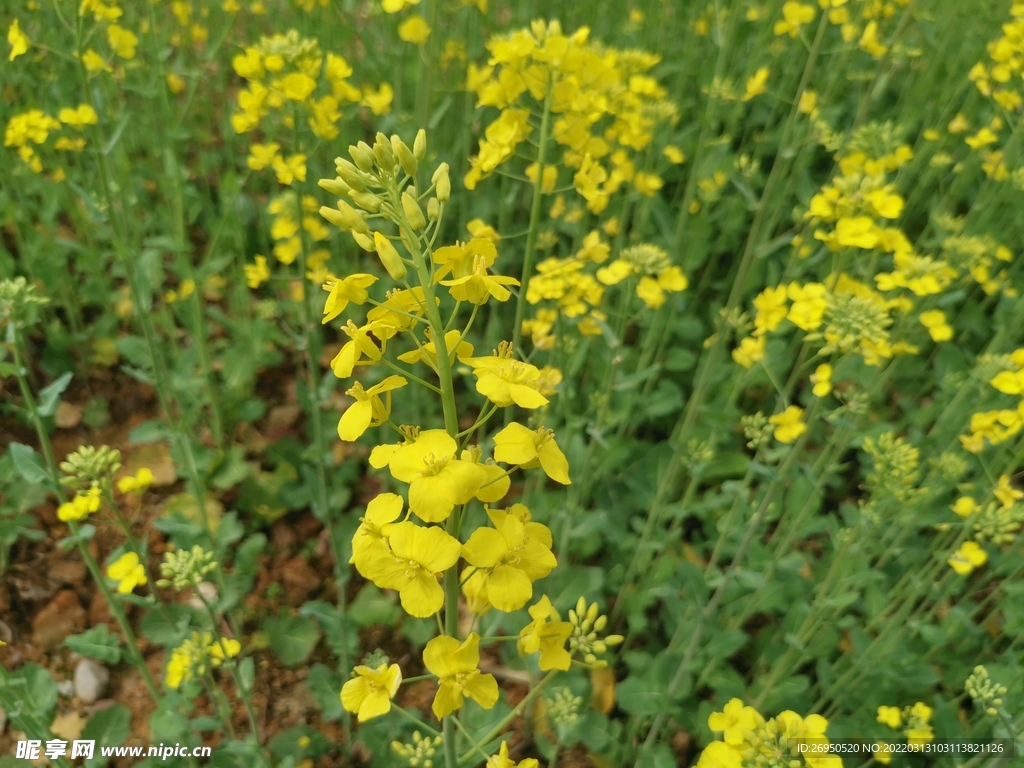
[318,176,351,196]
[374,231,407,279]
[349,141,375,172]
[335,159,367,191]
[373,132,396,173]
[352,231,375,252]
[392,135,418,177]
[432,162,451,202]
[319,201,366,233]
[351,191,382,213]
[413,128,427,160]
[402,190,426,230]
[427,197,440,221]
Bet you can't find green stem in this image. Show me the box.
[510,81,554,360]
[69,520,161,700]
[457,671,559,766]
[12,335,62,490]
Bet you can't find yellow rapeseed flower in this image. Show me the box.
[709,698,762,745]
[517,595,572,671]
[461,505,556,612]
[106,24,138,59]
[361,521,461,616]
[774,2,815,37]
[741,67,770,101]
[732,336,766,369]
[398,16,431,45]
[107,552,147,594]
[245,255,270,289]
[769,406,806,444]
[337,375,408,441]
[117,467,154,494]
[340,663,402,722]
[810,363,832,397]
[8,19,29,61]
[57,487,103,522]
[493,423,571,484]
[422,633,499,718]
[387,430,486,522]
[948,541,987,575]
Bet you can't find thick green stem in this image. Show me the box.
[510,82,554,359]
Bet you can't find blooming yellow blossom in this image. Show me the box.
[742,67,770,101]
[948,541,987,575]
[774,2,815,37]
[664,145,686,164]
[340,663,402,722]
[106,24,138,59]
[517,595,572,671]
[382,0,420,11]
[117,467,154,494]
[423,633,499,718]
[57,487,102,522]
[732,336,766,369]
[769,406,806,444]
[247,142,281,171]
[695,741,743,768]
[387,430,486,522]
[245,256,271,289]
[337,375,408,441]
[322,274,377,324]
[461,505,557,612]
[107,552,147,594]
[273,153,307,185]
[919,310,953,342]
[398,16,431,45]
[810,363,832,397]
[361,521,461,617]
[486,742,539,768]
[877,705,902,729]
[493,423,571,484]
[8,20,29,61]
[709,699,761,745]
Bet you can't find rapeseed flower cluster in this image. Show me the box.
[165,631,241,689]
[232,30,393,167]
[969,3,1024,111]
[464,19,677,213]
[961,348,1024,452]
[697,698,842,768]
[522,239,688,346]
[317,132,616,737]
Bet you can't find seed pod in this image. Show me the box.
[335,159,366,191]
[350,191,382,213]
[413,128,427,160]
[318,176,351,197]
[427,197,440,221]
[349,142,375,172]
[374,231,407,279]
[392,135,418,177]
[352,231,375,252]
[402,190,426,230]
[432,162,451,202]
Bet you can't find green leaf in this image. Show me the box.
[348,584,401,627]
[9,443,51,485]
[263,615,321,666]
[63,625,122,664]
[616,674,671,716]
[307,664,345,722]
[4,663,57,720]
[140,604,192,646]
[82,704,131,751]
[37,372,73,418]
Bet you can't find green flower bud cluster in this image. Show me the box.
[972,501,1024,544]
[59,445,122,493]
[391,730,443,768]
[742,412,772,451]
[0,277,49,330]
[965,665,1007,717]
[547,686,583,727]
[318,130,450,281]
[361,648,390,669]
[568,597,623,668]
[156,545,219,591]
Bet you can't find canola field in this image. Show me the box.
[2,0,1024,766]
